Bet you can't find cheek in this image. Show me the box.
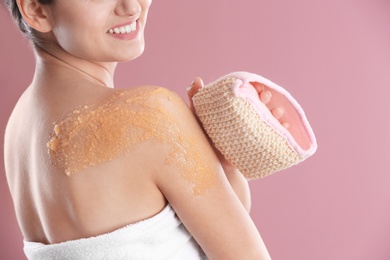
[54,18,107,59]
[141,0,152,17]
[51,4,109,57]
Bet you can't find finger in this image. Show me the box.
[282,122,290,129]
[259,90,272,105]
[250,82,264,93]
[187,77,204,99]
[187,77,204,113]
[251,82,272,105]
[271,107,285,120]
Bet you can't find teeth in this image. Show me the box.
[108,21,137,34]
[130,22,136,31]
[125,25,131,33]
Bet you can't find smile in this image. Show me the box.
[108,21,137,34]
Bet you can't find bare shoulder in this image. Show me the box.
[4,89,33,179]
[111,85,196,141]
[119,85,189,112]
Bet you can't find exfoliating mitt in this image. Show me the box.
[192,72,317,179]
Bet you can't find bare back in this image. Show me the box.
[4,82,168,245]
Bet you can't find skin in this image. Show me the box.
[0,0,306,259]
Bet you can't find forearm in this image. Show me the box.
[222,165,252,212]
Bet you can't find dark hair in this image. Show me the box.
[4,0,54,47]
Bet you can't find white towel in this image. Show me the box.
[24,204,206,260]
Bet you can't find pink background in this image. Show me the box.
[1,0,390,259]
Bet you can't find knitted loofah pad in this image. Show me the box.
[192,72,317,179]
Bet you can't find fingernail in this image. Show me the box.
[272,107,285,119]
[187,81,195,92]
[260,90,272,103]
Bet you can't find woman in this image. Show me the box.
[4,0,277,259]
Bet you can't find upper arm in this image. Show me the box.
[148,88,270,259]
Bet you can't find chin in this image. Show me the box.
[115,44,145,63]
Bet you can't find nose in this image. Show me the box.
[115,0,141,17]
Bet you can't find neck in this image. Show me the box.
[34,44,117,89]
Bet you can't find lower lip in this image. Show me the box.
[108,23,140,41]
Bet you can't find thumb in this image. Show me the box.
[187,77,204,113]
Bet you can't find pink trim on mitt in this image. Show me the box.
[228,71,317,158]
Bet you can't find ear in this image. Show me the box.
[16,0,53,33]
